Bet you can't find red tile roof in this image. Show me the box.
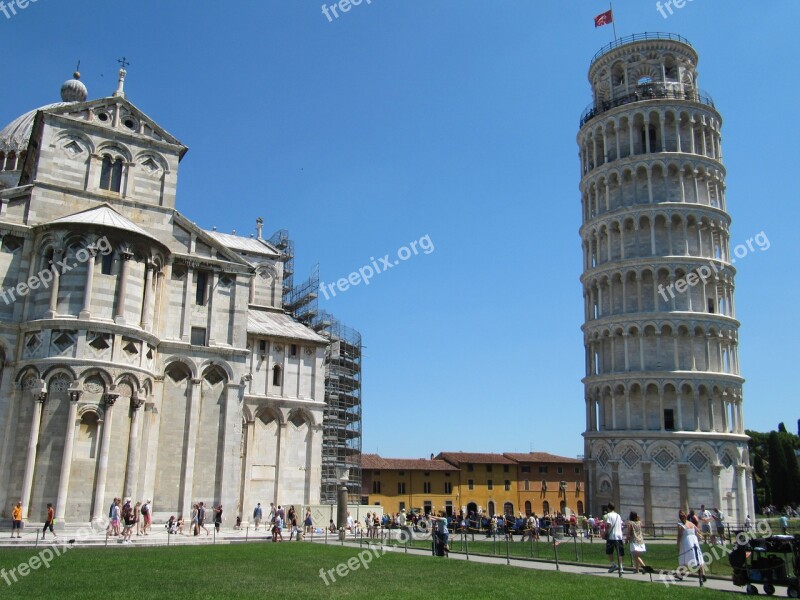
[503,452,583,464]
[362,454,458,471]
[435,452,516,465]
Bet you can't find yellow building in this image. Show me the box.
[435,452,519,517]
[504,452,585,517]
[362,451,586,519]
[361,454,460,516]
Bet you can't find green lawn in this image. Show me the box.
[0,542,731,599]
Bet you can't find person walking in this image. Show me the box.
[198,502,210,535]
[134,501,142,536]
[604,502,624,574]
[304,509,313,534]
[253,503,263,530]
[214,505,223,533]
[677,510,706,582]
[141,499,152,535]
[42,503,56,540]
[11,502,22,538]
[626,511,647,574]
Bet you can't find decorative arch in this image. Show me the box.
[162,355,199,380]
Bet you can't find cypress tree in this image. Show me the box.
[768,431,789,506]
[782,437,800,503]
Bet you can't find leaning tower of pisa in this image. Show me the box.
[578,33,753,525]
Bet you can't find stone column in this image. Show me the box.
[641,461,653,524]
[711,464,722,512]
[219,382,242,515]
[45,248,64,318]
[140,262,154,331]
[239,419,255,526]
[179,378,202,518]
[678,463,689,513]
[55,383,82,521]
[20,384,47,520]
[115,251,133,324]
[274,421,288,505]
[79,249,97,320]
[610,460,620,509]
[735,465,748,526]
[92,390,119,522]
[123,396,146,500]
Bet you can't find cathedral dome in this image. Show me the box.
[60,72,88,103]
[0,73,88,154]
[0,103,70,153]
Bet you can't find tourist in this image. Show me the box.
[267,502,276,524]
[272,516,283,542]
[134,501,142,536]
[288,510,298,540]
[676,510,706,581]
[287,506,297,533]
[430,511,450,556]
[712,508,726,544]
[11,501,22,539]
[42,503,56,540]
[198,502,209,535]
[191,503,199,536]
[122,499,135,543]
[744,514,752,532]
[214,505,223,533]
[141,499,152,535]
[699,504,712,544]
[111,498,121,536]
[328,519,337,533]
[304,509,313,534]
[253,503,263,530]
[604,502,624,573]
[779,513,789,534]
[626,511,647,574]
[166,516,178,534]
[176,516,185,535]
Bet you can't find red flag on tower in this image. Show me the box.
[594,9,613,27]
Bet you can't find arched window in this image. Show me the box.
[524,501,532,516]
[0,152,5,171]
[99,154,123,192]
[487,501,495,517]
[101,250,114,275]
[272,365,282,386]
[5,152,17,171]
[577,501,584,515]
[503,502,514,516]
[542,501,550,515]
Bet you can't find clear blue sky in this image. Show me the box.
[3,1,799,459]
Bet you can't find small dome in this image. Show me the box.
[0,103,70,153]
[60,72,88,103]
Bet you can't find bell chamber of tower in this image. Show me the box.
[577,33,753,526]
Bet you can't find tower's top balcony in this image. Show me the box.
[589,32,693,68]
[579,83,715,127]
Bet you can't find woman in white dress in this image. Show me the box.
[676,510,707,581]
[626,511,647,573]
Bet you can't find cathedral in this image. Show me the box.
[0,68,326,524]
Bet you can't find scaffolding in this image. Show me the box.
[269,230,362,504]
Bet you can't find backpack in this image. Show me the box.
[141,503,149,515]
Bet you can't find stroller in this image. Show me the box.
[729,533,799,597]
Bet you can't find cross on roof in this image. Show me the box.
[117,57,130,70]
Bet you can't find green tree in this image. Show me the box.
[768,431,790,506]
[753,453,769,508]
[783,437,800,503]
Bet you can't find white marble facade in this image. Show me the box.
[0,71,326,524]
[578,35,754,525]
